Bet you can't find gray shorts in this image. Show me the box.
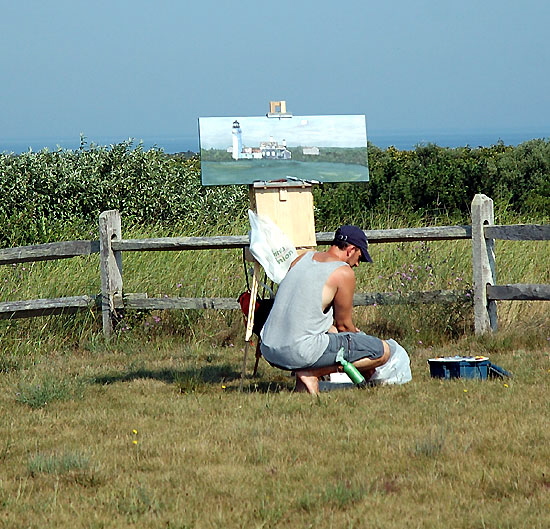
[306,332,385,369]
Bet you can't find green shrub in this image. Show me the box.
[1,138,548,247]
[0,141,249,246]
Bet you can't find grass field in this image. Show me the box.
[1,218,549,528]
[0,331,549,529]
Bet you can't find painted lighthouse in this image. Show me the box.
[231,120,243,160]
[231,119,291,160]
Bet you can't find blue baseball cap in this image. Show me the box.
[334,225,373,262]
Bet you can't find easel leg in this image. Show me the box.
[245,261,260,342]
[240,261,261,390]
[253,340,262,377]
[239,341,250,391]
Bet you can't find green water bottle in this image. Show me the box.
[336,347,367,388]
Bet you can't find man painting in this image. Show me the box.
[260,225,406,394]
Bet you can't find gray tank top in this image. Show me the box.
[260,252,347,370]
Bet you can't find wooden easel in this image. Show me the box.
[240,102,318,385]
[244,180,317,340]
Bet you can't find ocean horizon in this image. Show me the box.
[1,128,548,155]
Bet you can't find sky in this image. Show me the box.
[1,0,549,152]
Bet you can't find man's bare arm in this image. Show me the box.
[329,266,358,332]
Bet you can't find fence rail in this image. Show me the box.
[0,240,100,265]
[0,296,98,319]
[1,194,548,335]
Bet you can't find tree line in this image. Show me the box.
[0,138,548,246]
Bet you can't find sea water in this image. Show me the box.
[1,129,548,155]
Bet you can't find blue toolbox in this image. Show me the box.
[428,356,512,379]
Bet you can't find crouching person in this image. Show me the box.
[260,225,411,394]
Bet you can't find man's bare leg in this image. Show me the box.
[351,340,391,373]
[295,373,320,393]
[293,341,390,394]
[294,365,338,395]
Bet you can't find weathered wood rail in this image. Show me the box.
[0,240,100,264]
[1,194,548,336]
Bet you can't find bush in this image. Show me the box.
[0,141,249,246]
[1,138,548,247]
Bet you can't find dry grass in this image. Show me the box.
[0,331,549,529]
[1,220,548,528]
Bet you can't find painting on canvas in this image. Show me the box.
[198,114,369,186]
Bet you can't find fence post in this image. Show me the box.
[471,194,497,333]
[99,210,123,338]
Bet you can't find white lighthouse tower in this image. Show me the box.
[232,120,242,160]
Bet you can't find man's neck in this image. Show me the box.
[313,246,348,263]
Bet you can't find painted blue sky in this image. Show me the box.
[199,116,367,149]
[1,0,549,150]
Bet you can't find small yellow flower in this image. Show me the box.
[221,385,226,389]
[463,389,468,393]
[132,440,138,445]
[132,429,138,435]
[504,384,509,388]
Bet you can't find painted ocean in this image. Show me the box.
[200,159,370,186]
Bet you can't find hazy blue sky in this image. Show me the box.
[1,0,549,150]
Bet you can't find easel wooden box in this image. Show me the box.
[249,181,316,249]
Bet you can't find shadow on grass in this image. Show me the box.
[89,365,294,394]
[90,364,240,386]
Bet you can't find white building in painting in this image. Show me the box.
[230,121,291,160]
[302,146,320,155]
[259,137,292,159]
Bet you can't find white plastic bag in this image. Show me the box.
[369,339,412,385]
[248,210,298,284]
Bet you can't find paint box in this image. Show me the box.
[428,356,490,379]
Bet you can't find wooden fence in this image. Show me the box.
[1,194,549,337]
